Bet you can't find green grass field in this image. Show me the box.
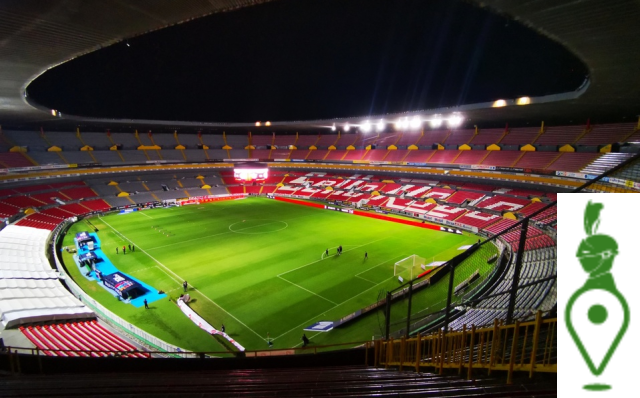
[61,197,481,352]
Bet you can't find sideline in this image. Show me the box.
[99,216,268,342]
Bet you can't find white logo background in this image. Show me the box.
[558,193,640,395]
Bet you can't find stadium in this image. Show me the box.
[0,0,638,395]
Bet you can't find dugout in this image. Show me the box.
[101,272,146,300]
[75,231,96,250]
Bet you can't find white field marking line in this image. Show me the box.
[278,236,390,278]
[354,254,407,278]
[272,275,395,341]
[139,211,153,219]
[99,216,268,342]
[277,276,337,305]
[128,265,158,274]
[145,220,281,251]
[355,275,376,284]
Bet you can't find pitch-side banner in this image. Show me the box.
[176,300,245,351]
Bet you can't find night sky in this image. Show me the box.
[27,0,587,123]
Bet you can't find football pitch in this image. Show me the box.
[61,196,480,352]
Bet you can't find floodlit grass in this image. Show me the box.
[61,197,482,351]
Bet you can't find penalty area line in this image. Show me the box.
[99,216,268,342]
[280,236,391,277]
[277,275,337,305]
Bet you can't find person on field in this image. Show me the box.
[116,247,118,254]
[123,246,126,255]
[364,252,368,259]
[183,280,188,292]
[221,324,225,333]
[132,245,135,252]
[302,334,310,347]
[128,244,131,251]
[144,299,149,309]
[325,248,329,257]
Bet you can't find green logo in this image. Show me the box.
[566,201,629,391]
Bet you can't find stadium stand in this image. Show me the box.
[452,150,489,165]
[535,125,584,145]
[545,152,601,172]
[469,128,505,145]
[499,127,539,145]
[20,321,148,358]
[0,225,94,328]
[479,150,523,167]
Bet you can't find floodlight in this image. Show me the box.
[344,123,350,132]
[331,123,336,131]
[447,114,463,128]
[265,121,271,126]
[361,120,372,133]
[395,117,409,130]
[410,116,422,129]
[376,119,385,132]
[429,117,442,128]
[492,99,507,108]
[516,96,531,105]
[255,121,261,127]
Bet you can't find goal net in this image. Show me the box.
[394,255,426,281]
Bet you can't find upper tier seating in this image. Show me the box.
[295,134,319,147]
[576,123,636,146]
[535,125,585,146]
[481,151,523,167]
[417,130,449,146]
[428,150,459,164]
[452,150,488,165]
[513,152,559,169]
[545,152,601,172]
[251,134,272,146]
[273,134,297,147]
[469,128,505,145]
[445,129,475,145]
[403,150,434,163]
[200,134,226,148]
[0,152,34,168]
[499,127,539,145]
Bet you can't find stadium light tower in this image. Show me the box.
[447,114,463,128]
[395,117,409,130]
[331,123,336,131]
[361,120,372,133]
[429,116,442,128]
[344,123,351,132]
[376,119,385,132]
[410,116,422,130]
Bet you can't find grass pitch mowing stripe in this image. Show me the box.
[62,197,482,350]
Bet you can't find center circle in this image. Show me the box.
[588,304,607,324]
[228,219,288,234]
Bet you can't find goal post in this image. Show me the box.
[394,255,426,281]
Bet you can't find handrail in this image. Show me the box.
[375,311,556,384]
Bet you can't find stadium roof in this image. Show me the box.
[0,0,639,131]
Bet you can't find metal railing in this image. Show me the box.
[375,311,556,384]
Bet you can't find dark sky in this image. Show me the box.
[27,0,587,123]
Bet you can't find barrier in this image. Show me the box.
[353,210,441,231]
[53,221,194,357]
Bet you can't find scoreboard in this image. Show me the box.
[234,167,268,183]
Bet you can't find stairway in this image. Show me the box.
[580,152,635,175]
